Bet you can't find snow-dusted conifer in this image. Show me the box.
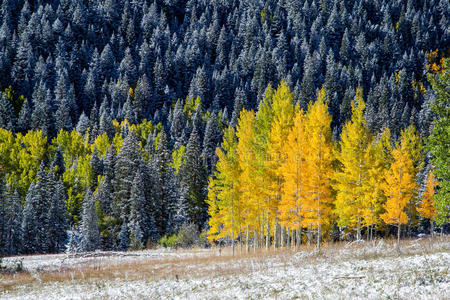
[79,189,100,252]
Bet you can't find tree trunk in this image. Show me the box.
[296,226,302,249]
[430,220,434,237]
[266,218,270,250]
[253,230,257,252]
[246,228,250,253]
[357,218,361,241]
[317,224,321,248]
[294,229,297,248]
[397,223,401,246]
[232,231,235,256]
[273,220,277,249]
[239,235,242,253]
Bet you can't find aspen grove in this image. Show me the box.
[207,81,443,250]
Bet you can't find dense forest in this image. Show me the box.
[0,0,448,255]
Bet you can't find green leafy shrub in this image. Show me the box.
[158,223,200,248]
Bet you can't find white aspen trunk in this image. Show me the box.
[292,229,295,249]
[430,220,434,237]
[357,218,361,241]
[254,230,257,253]
[287,228,291,248]
[297,225,302,249]
[317,224,321,248]
[397,223,401,246]
[246,228,250,253]
[280,226,285,248]
[239,225,242,253]
[232,230,235,256]
[308,226,311,246]
[273,219,278,249]
[266,218,270,250]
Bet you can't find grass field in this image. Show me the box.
[1,236,449,299]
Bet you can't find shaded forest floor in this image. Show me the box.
[1,236,449,299]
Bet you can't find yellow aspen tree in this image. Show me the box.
[265,81,295,247]
[253,86,275,248]
[236,109,261,246]
[279,106,306,242]
[399,125,423,233]
[363,128,393,239]
[381,143,417,244]
[207,126,242,255]
[417,170,438,235]
[303,88,334,247]
[333,88,372,240]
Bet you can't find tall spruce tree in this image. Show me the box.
[113,130,141,220]
[48,179,68,253]
[180,126,208,229]
[79,189,100,252]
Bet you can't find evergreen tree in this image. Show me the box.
[17,98,32,132]
[51,146,65,178]
[0,93,16,131]
[21,183,39,254]
[118,219,130,251]
[128,173,147,249]
[113,130,141,220]
[202,113,221,173]
[6,189,23,255]
[180,126,208,229]
[150,129,178,236]
[79,189,100,252]
[48,179,68,253]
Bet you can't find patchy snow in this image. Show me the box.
[1,240,449,299]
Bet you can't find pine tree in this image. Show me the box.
[76,112,90,135]
[90,146,103,187]
[0,177,8,256]
[51,146,65,178]
[5,189,23,255]
[171,182,189,233]
[18,98,32,132]
[34,164,51,253]
[180,126,208,229]
[118,220,130,251]
[66,229,80,253]
[150,129,177,237]
[0,93,16,131]
[79,189,100,252]
[202,113,221,173]
[48,179,68,253]
[21,183,39,254]
[113,130,141,220]
[128,173,148,249]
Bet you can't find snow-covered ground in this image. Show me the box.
[1,238,449,299]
